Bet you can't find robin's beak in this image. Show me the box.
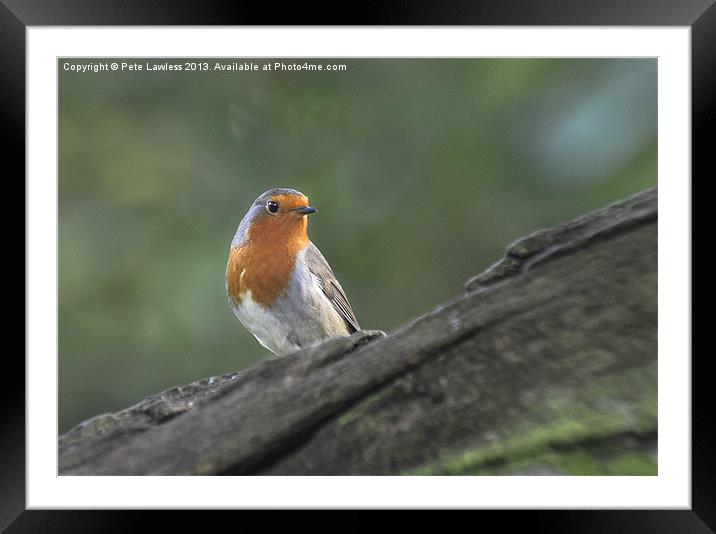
[294,206,317,215]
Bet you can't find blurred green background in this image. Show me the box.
[59,58,657,433]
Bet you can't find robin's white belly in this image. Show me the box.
[229,290,301,356]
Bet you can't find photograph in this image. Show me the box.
[57,56,658,476]
[6,5,705,526]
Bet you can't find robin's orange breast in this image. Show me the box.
[226,214,310,308]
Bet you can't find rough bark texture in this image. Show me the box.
[59,188,658,476]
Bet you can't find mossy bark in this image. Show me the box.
[59,188,657,476]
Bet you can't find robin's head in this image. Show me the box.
[232,188,316,248]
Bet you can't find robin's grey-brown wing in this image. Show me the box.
[304,242,360,333]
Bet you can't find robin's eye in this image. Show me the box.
[266,201,279,214]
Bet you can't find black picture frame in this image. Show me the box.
[6,0,709,530]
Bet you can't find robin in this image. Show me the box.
[226,188,360,356]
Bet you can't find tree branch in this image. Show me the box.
[59,188,657,475]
